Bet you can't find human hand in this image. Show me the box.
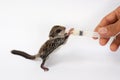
[94,6,120,51]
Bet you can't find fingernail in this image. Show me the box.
[98,27,108,35]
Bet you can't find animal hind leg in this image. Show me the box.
[40,59,49,71]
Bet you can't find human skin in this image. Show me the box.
[94,6,120,51]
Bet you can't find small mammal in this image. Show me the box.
[11,25,73,71]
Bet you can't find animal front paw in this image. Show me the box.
[68,28,74,35]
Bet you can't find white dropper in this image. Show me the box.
[72,29,100,38]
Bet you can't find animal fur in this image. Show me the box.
[11,25,73,71]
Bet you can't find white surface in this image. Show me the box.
[0,0,120,80]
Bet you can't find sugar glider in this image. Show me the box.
[11,25,74,71]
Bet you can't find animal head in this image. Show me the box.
[49,25,66,39]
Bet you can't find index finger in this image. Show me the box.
[95,6,120,32]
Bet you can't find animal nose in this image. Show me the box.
[63,27,66,30]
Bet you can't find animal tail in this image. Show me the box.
[11,50,36,60]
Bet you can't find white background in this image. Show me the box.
[0,0,120,80]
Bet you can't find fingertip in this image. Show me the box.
[92,37,98,40]
[110,44,118,52]
[99,38,108,46]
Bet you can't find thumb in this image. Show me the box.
[98,20,120,38]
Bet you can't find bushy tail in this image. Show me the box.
[11,50,36,60]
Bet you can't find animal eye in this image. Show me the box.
[56,29,62,33]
